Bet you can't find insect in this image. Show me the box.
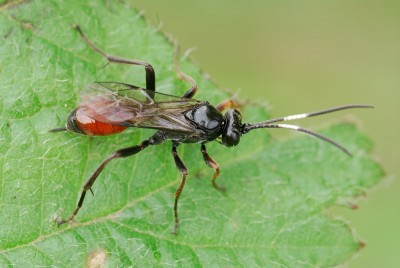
[51,25,372,234]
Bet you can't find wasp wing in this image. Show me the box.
[78,82,203,133]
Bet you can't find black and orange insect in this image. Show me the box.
[51,26,372,234]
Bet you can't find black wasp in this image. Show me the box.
[51,26,372,234]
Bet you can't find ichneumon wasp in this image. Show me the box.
[51,25,372,234]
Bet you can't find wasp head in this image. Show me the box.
[221,109,243,147]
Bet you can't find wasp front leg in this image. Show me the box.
[216,99,238,112]
[201,144,225,191]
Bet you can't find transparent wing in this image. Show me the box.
[78,82,203,133]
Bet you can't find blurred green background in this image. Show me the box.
[133,1,399,267]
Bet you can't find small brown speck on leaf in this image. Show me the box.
[87,248,107,268]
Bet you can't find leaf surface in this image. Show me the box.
[0,1,383,267]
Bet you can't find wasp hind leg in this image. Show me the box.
[57,132,166,226]
[74,25,156,93]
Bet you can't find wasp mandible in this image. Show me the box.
[51,26,372,234]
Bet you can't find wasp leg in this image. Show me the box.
[171,142,188,235]
[173,46,198,99]
[57,132,166,226]
[179,71,198,99]
[216,99,238,112]
[74,25,155,93]
[201,144,225,191]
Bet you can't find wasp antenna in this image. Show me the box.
[49,127,67,132]
[261,104,374,125]
[241,104,373,155]
[245,123,352,156]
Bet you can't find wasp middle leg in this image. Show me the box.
[173,45,198,99]
[178,71,198,99]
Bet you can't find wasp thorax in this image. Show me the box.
[222,109,242,147]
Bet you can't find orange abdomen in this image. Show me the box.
[75,109,127,136]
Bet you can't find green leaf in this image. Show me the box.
[0,0,383,267]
